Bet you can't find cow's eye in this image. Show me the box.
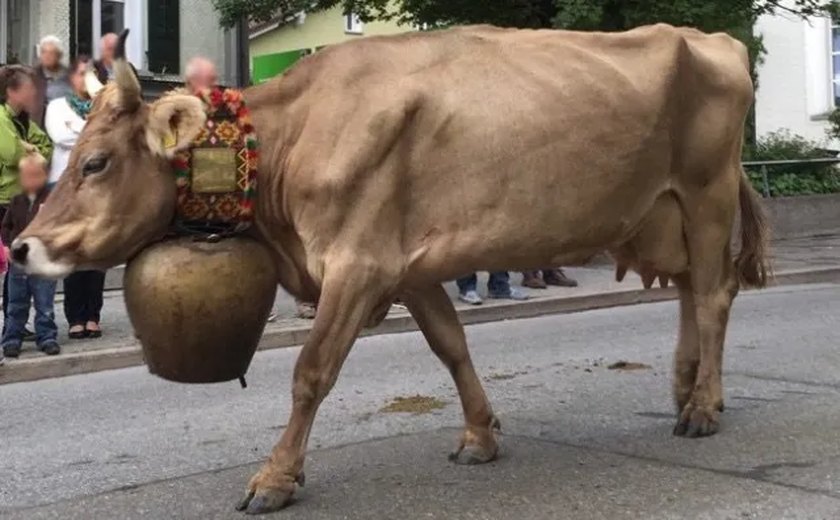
[82,156,109,176]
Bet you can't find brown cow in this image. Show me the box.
[15,25,769,514]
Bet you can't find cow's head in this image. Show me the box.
[14,30,206,277]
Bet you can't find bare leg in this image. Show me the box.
[237,265,388,514]
[403,285,500,464]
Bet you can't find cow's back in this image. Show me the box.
[246,24,752,287]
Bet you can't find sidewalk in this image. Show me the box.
[1,234,839,385]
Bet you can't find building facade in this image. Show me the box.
[249,7,409,83]
[754,9,837,145]
[2,0,244,87]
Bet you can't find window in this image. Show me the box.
[833,21,840,107]
[101,0,125,35]
[70,0,94,59]
[4,0,30,64]
[147,0,180,74]
[71,0,122,61]
[345,13,363,35]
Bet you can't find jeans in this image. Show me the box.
[63,270,106,325]
[1,265,57,347]
[0,203,7,333]
[456,272,511,296]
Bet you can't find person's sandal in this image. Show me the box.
[85,323,102,339]
[68,325,88,340]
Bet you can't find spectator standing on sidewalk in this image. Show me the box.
[32,35,70,127]
[0,65,53,215]
[1,152,60,358]
[457,271,528,305]
[93,33,119,82]
[46,56,106,339]
[522,268,578,289]
[0,65,53,338]
[185,57,218,94]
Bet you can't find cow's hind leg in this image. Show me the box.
[673,177,740,438]
[672,273,701,412]
[403,285,500,464]
[237,261,390,514]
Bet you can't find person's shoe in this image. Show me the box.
[0,352,5,366]
[522,271,547,289]
[23,328,36,342]
[544,268,578,288]
[39,342,61,356]
[488,287,530,301]
[458,290,483,305]
[266,312,277,323]
[3,344,22,358]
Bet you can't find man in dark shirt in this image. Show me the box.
[93,33,118,83]
[32,35,70,127]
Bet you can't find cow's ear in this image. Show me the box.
[145,94,206,158]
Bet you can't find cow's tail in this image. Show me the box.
[735,170,772,288]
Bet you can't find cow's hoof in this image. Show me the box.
[236,488,293,515]
[673,404,719,438]
[447,417,500,465]
[449,443,497,465]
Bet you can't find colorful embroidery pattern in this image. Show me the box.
[170,87,258,232]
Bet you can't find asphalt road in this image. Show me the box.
[2,283,840,519]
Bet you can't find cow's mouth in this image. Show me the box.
[11,237,75,279]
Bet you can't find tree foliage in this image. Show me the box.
[215,0,839,30]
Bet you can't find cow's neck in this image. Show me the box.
[244,83,319,303]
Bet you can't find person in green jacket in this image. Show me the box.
[0,64,53,341]
[0,65,53,210]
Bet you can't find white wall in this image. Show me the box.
[179,0,230,81]
[36,0,71,57]
[754,11,836,145]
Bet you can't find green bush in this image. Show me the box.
[743,130,840,197]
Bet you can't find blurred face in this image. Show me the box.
[187,60,218,93]
[40,43,62,70]
[20,159,47,194]
[69,61,89,97]
[100,34,118,65]
[6,76,37,113]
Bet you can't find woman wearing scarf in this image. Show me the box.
[45,57,105,340]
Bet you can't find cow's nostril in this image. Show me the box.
[12,243,29,264]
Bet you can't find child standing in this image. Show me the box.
[0,152,59,358]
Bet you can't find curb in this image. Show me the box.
[2,266,838,386]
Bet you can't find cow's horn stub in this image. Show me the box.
[115,29,129,60]
[114,28,141,111]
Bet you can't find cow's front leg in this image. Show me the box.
[403,285,499,464]
[237,264,386,515]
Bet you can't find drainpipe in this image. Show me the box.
[235,17,250,88]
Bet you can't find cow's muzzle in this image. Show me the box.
[11,237,74,278]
